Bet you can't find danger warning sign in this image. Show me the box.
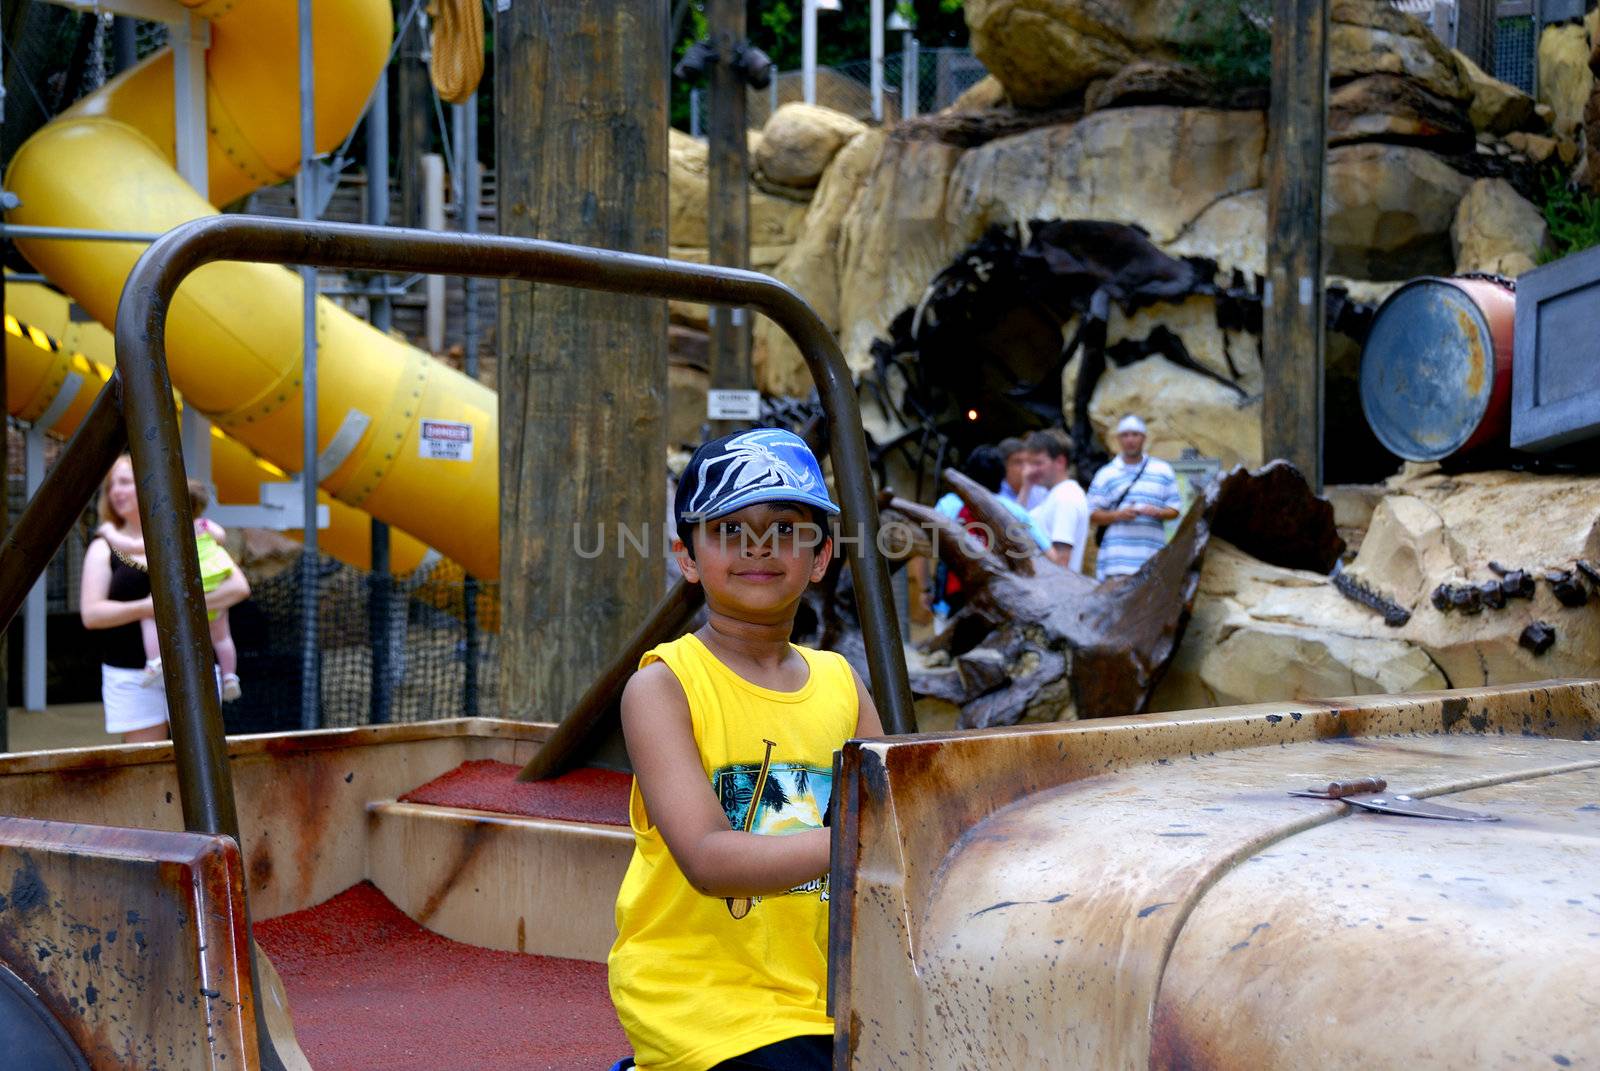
[419,419,474,462]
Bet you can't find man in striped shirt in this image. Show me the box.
[1086,414,1182,581]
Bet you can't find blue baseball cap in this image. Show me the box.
[675,428,840,525]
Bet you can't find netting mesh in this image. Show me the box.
[227,554,499,733]
[1496,15,1537,94]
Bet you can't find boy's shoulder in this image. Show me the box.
[625,657,687,703]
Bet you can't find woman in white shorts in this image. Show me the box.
[78,455,252,743]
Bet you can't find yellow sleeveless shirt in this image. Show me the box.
[608,633,858,1071]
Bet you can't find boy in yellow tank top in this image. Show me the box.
[609,428,884,1071]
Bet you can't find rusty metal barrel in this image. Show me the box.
[1359,275,1516,462]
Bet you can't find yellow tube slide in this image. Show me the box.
[5,280,435,573]
[4,0,499,579]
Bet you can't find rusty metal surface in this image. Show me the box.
[0,817,258,1070]
[833,680,1600,1069]
[0,721,546,919]
[1155,767,1600,1070]
[365,801,631,962]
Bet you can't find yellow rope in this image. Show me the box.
[428,0,485,104]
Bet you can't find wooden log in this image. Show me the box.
[494,3,669,721]
[1263,0,1328,491]
[706,0,753,434]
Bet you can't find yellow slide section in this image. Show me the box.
[5,279,434,573]
[4,0,498,579]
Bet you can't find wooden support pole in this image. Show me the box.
[707,0,753,434]
[1263,0,1328,492]
[398,14,431,229]
[494,4,669,721]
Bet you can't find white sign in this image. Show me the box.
[420,419,474,461]
[707,389,761,421]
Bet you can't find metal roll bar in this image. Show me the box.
[0,215,916,846]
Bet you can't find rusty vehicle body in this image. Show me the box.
[3,683,1597,1069]
[1,219,1596,1069]
[830,681,1600,1069]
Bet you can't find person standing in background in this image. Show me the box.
[997,437,1046,510]
[1022,430,1090,573]
[931,445,1049,620]
[1086,415,1182,581]
[78,455,252,743]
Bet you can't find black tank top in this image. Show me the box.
[96,539,151,670]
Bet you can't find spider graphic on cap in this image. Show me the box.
[685,429,824,520]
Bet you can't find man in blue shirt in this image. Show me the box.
[1086,415,1182,580]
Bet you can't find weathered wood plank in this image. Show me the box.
[1263,0,1329,490]
[494,3,669,720]
[706,0,753,433]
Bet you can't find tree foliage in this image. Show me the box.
[1175,0,1272,88]
[1540,170,1600,262]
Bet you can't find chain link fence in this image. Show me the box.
[7,456,495,729]
[228,554,497,733]
[691,47,989,133]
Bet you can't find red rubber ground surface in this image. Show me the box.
[399,760,632,826]
[255,882,628,1071]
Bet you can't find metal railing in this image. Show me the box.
[0,213,918,1062]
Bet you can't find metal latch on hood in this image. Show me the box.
[1290,777,1500,822]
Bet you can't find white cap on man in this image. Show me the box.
[1116,414,1147,436]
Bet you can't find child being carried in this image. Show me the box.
[99,480,243,701]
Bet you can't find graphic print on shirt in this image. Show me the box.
[713,751,834,918]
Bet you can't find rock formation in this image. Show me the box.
[1539,21,1592,140]
[753,128,887,397]
[1324,142,1475,278]
[753,103,868,191]
[1452,177,1550,276]
[1454,49,1538,136]
[1153,466,1600,711]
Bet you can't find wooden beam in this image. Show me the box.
[397,14,431,229]
[1263,0,1328,491]
[494,4,669,721]
[706,0,753,433]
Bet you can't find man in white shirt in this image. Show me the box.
[1086,414,1182,580]
[1023,430,1090,573]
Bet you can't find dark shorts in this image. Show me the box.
[709,1033,833,1071]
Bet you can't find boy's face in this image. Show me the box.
[675,502,832,621]
[1004,451,1028,491]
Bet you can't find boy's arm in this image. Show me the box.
[622,663,831,898]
